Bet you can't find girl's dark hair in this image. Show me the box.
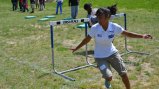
[96,4,117,18]
[107,4,117,15]
[83,3,92,10]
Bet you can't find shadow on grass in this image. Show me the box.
[74,50,94,56]
[38,73,51,79]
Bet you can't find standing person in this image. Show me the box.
[35,0,39,9]
[19,0,23,11]
[11,0,18,11]
[43,0,46,8]
[22,0,29,12]
[83,3,98,25]
[56,0,63,15]
[71,8,152,89]
[30,0,35,13]
[39,0,44,11]
[68,0,79,19]
[84,3,117,27]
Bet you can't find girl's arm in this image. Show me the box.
[121,30,152,39]
[70,35,92,53]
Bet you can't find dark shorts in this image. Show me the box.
[95,52,127,78]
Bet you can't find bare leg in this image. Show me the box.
[121,74,131,89]
[104,77,112,89]
[105,77,112,81]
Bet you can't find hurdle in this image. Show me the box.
[49,13,149,81]
[50,18,95,81]
[112,13,149,56]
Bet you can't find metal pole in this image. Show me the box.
[50,25,55,71]
[124,13,129,52]
[50,21,94,81]
[85,22,89,64]
[121,13,149,56]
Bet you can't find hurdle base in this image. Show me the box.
[53,63,95,81]
[55,72,75,81]
[121,50,149,56]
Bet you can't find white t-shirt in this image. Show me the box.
[88,22,124,58]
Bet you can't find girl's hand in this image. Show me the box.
[143,34,153,39]
[70,48,77,53]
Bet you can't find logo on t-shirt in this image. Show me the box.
[108,34,114,38]
[97,34,102,37]
[109,30,114,32]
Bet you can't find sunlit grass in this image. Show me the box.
[0,0,159,89]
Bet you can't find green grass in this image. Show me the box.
[0,0,159,89]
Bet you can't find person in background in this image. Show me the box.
[22,0,29,12]
[39,0,44,11]
[56,0,63,15]
[11,0,18,11]
[19,0,23,11]
[30,0,35,13]
[71,7,152,89]
[35,0,39,9]
[43,0,46,8]
[84,3,117,27]
[68,0,79,19]
[83,3,98,27]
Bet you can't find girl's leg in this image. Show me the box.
[95,58,112,89]
[121,74,130,89]
[108,52,130,89]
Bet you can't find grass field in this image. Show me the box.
[0,0,159,89]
